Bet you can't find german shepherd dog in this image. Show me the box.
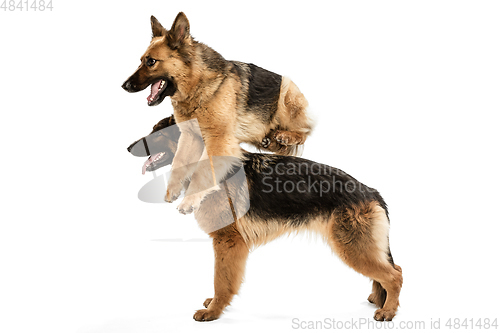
[122,12,314,215]
[128,116,403,322]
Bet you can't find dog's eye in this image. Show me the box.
[146,58,156,67]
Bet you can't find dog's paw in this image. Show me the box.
[261,137,271,148]
[274,130,305,146]
[203,298,213,308]
[274,131,291,146]
[165,183,182,203]
[193,308,221,322]
[177,195,202,215]
[374,308,396,321]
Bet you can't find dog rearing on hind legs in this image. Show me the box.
[128,116,403,322]
[122,12,314,214]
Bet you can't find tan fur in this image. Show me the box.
[276,78,314,136]
[164,121,205,202]
[169,72,244,210]
[132,116,403,321]
[124,12,315,210]
[235,77,314,156]
[368,280,387,308]
[234,77,313,147]
[235,215,329,250]
[370,204,391,263]
[234,112,270,144]
[326,201,402,321]
[125,13,401,322]
[192,197,402,321]
[193,224,249,322]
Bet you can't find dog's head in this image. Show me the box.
[127,115,180,174]
[121,12,194,106]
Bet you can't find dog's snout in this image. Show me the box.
[127,138,149,157]
[122,80,133,92]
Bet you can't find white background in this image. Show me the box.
[1,1,499,332]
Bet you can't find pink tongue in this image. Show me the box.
[142,157,152,175]
[142,153,162,175]
[147,80,162,102]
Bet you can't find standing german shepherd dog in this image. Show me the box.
[122,12,314,215]
[128,116,403,322]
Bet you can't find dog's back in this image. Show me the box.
[228,61,313,155]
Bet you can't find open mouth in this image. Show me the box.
[142,152,169,174]
[147,78,174,106]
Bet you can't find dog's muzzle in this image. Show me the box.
[122,80,136,92]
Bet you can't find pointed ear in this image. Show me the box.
[168,12,190,48]
[167,115,176,126]
[151,15,167,38]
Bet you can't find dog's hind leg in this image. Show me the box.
[263,78,313,156]
[367,280,387,308]
[327,201,403,321]
[273,129,307,146]
[370,263,403,321]
[193,224,249,322]
[260,128,308,156]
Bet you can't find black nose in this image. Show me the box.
[122,81,133,92]
[127,138,149,156]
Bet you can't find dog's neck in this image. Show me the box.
[170,42,229,120]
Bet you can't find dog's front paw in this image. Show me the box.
[177,194,202,215]
[193,308,221,322]
[165,183,182,203]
